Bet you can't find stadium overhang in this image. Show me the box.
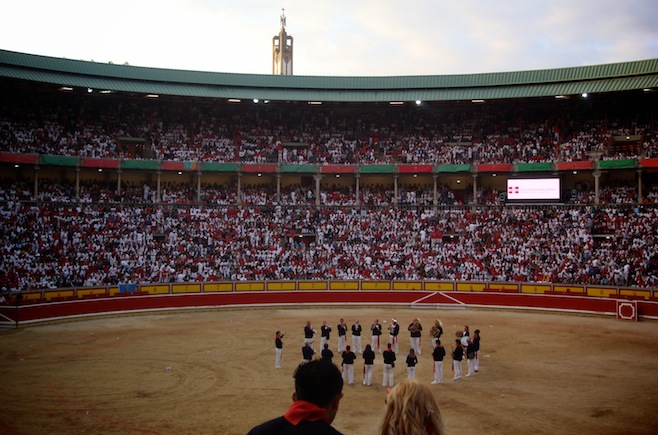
[1,49,657,103]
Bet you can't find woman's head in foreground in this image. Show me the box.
[380,380,445,435]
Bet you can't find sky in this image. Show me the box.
[3,0,658,77]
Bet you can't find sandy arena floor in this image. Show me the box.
[0,306,657,435]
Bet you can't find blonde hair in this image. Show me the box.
[380,380,445,435]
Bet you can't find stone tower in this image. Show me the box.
[272,9,293,75]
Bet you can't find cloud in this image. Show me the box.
[2,0,657,76]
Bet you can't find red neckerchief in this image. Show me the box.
[283,400,328,426]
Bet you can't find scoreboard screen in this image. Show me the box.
[506,178,561,202]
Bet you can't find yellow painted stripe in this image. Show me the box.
[553,285,585,294]
[619,289,649,299]
[236,282,265,292]
[586,287,616,297]
[44,290,74,300]
[330,281,359,290]
[456,283,486,292]
[424,282,454,291]
[267,282,297,291]
[521,284,551,294]
[392,281,422,291]
[172,284,201,294]
[77,288,107,296]
[141,285,169,295]
[361,282,391,290]
[299,281,328,291]
[204,283,233,292]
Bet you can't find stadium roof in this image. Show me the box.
[1,49,657,103]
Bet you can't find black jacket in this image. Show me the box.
[248,416,343,435]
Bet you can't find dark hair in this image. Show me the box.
[293,359,343,407]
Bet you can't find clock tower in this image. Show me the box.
[272,9,293,75]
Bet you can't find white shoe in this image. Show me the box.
[431,380,439,384]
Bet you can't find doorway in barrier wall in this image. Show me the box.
[616,300,638,321]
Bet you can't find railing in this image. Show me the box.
[9,279,656,305]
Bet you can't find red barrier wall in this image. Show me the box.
[2,291,657,326]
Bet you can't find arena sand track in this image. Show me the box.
[0,307,657,435]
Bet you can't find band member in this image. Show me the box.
[382,343,396,387]
[351,320,363,353]
[337,318,347,353]
[275,331,284,369]
[408,318,423,355]
[362,344,375,386]
[341,345,356,385]
[473,329,481,372]
[452,339,463,381]
[389,318,400,354]
[320,321,332,350]
[406,348,418,380]
[371,319,383,352]
[304,321,316,350]
[302,342,315,363]
[460,325,470,347]
[429,319,443,348]
[431,339,446,384]
[465,333,476,377]
[321,343,334,362]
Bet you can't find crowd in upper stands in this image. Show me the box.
[1,88,657,165]
[1,85,658,293]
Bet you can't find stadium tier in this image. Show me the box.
[0,50,657,295]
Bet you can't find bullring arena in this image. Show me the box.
[1,289,658,435]
[1,49,658,434]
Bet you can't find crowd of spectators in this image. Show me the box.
[2,87,658,294]
[1,189,657,292]
[2,89,657,166]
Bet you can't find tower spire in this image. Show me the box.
[272,8,293,75]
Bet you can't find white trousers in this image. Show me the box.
[342,364,354,384]
[371,335,381,352]
[433,361,443,382]
[275,348,282,368]
[467,357,475,377]
[410,337,421,355]
[453,360,462,379]
[352,336,362,353]
[338,336,346,353]
[407,366,416,379]
[363,364,374,386]
[383,363,394,387]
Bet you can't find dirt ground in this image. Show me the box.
[0,306,657,435]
